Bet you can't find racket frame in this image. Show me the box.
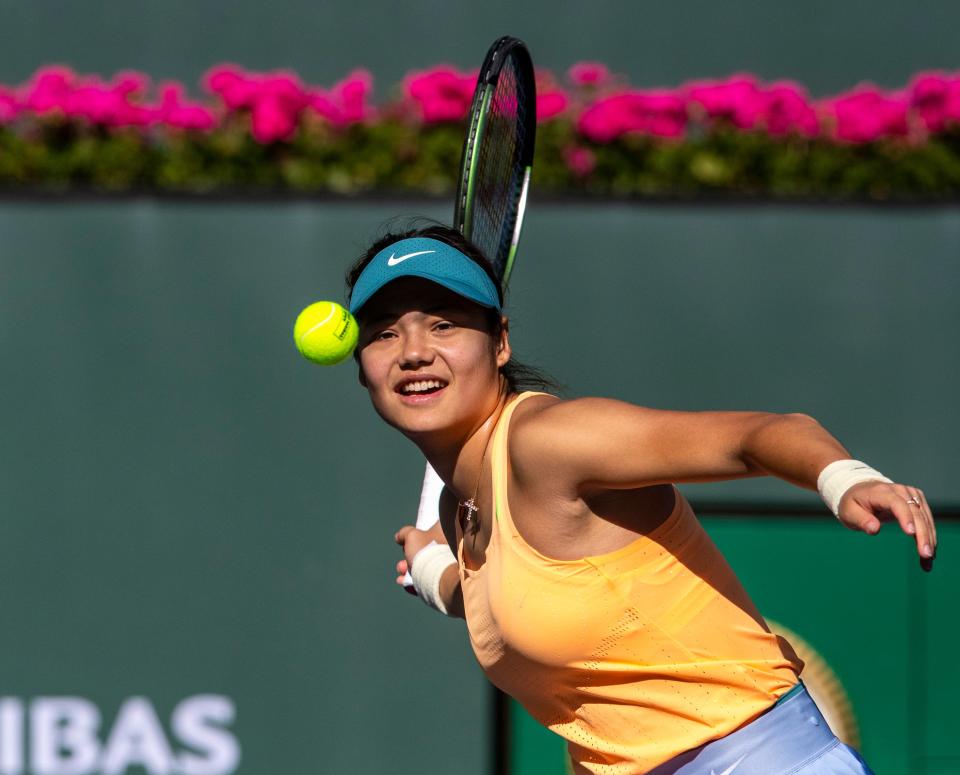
[454,36,536,290]
[459,87,494,240]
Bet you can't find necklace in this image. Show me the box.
[458,403,501,533]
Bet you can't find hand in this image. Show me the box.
[394,557,416,595]
[394,525,441,591]
[838,481,937,571]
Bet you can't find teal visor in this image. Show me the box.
[349,237,502,315]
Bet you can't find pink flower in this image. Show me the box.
[763,81,819,137]
[23,65,77,114]
[256,73,311,117]
[685,75,765,130]
[309,92,339,123]
[110,70,150,97]
[638,91,687,137]
[333,69,374,122]
[204,64,259,109]
[823,86,909,143]
[403,66,476,123]
[0,87,22,122]
[17,66,161,128]
[251,93,299,143]
[536,90,569,121]
[577,90,686,142]
[158,82,217,131]
[563,145,595,177]
[908,71,960,133]
[310,69,374,126]
[62,84,112,122]
[250,80,309,142]
[533,69,569,121]
[205,66,311,142]
[58,78,154,127]
[568,62,610,87]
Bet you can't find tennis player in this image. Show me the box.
[347,224,936,774]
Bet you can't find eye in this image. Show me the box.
[367,328,397,343]
[433,320,455,332]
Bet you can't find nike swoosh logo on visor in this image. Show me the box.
[387,250,436,266]
[711,755,747,775]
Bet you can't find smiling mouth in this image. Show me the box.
[396,378,448,396]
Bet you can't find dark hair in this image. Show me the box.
[345,218,560,394]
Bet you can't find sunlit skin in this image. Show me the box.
[357,278,939,618]
[356,276,510,491]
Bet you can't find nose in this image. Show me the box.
[399,327,434,369]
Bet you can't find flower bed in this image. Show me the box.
[1,63,959,200]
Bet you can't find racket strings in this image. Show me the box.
[470,57,530,276]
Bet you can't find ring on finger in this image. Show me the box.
[906,496,921,506]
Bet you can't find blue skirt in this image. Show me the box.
[647,684,874,775]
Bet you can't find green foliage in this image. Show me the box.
[2,116,960,201]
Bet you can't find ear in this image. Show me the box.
[495,316,511,368]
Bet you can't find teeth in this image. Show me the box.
[401,380,444,394]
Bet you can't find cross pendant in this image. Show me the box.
[461,498,478,523]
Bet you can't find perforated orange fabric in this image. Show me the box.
[460,393,803,774]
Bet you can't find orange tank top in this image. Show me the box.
[460,393,803,774]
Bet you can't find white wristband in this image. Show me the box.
[817,459,893,517]
[410,541,457,615]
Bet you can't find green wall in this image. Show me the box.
[0,201,956,774]
[3,0,959,94]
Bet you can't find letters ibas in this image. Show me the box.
[0,695,239,775]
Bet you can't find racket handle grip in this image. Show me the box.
[415,462,443,530]
[402,462,445,589]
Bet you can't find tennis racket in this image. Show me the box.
[454,35,537,289]
[403,37,537,590]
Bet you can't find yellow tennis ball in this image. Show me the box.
[293,301,358,365]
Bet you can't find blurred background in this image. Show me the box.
[1,2,957,774]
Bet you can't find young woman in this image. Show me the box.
[346,224,936,774]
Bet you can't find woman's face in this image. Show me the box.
[356,277,510,444]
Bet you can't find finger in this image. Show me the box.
[394,525,415,545]
[900,487,935,572]
[840,501,881,534]
[912,489,937,571]
[890,484,920,536]
[917,490,937,549]
[396,559,409,575]
[897,485,917,534]
[873,487,917,538]
[902,488,934,563]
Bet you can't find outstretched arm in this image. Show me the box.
[513,399,937,570]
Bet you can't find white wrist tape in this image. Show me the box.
[410,541,457,615]
[817,459,893,517]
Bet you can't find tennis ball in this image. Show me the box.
[293,301,358,365]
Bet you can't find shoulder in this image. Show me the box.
[510,395,656,439]
[508,395,659,475]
